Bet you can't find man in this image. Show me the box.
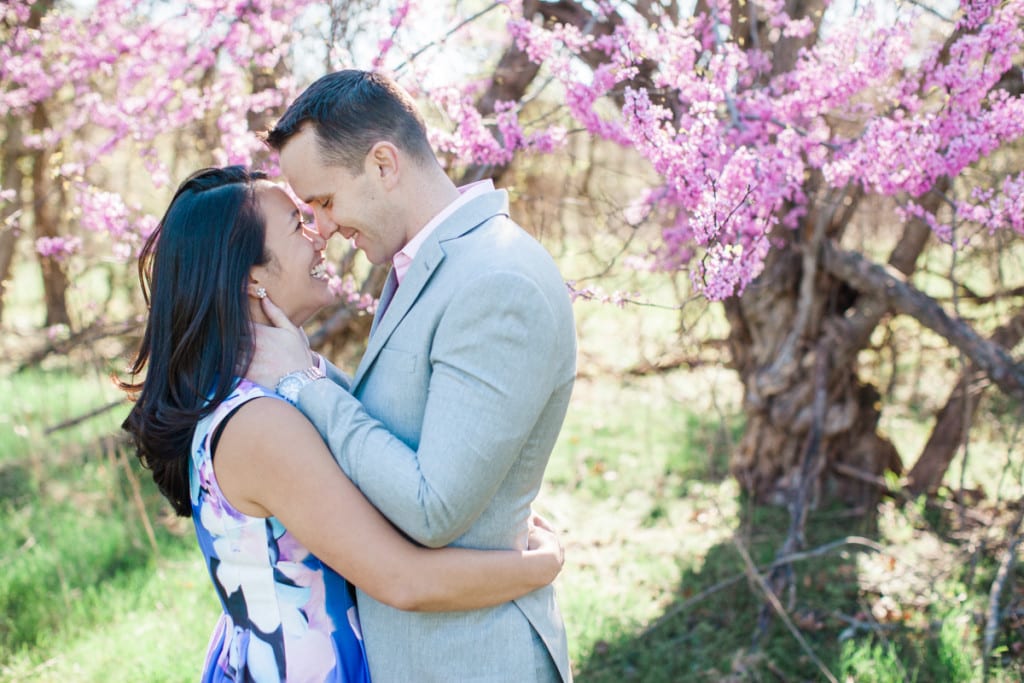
[245,70,577,682]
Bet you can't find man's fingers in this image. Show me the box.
[260,294,298,331]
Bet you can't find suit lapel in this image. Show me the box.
[352,239,444,388]
[350,189,511,392]
[369,268,399,339]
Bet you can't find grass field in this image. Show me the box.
[2,356,1023,681]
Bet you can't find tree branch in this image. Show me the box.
[822,242,1024,400]
[908,308,1024,495]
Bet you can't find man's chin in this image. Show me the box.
[363,247,396,266]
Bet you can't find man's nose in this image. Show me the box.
[312,206,337,240]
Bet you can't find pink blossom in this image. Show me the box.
[35,236,82,261]
[7,0,1024,304]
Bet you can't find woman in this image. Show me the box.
[120,167,564,682]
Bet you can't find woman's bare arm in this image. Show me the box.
[213,397,563,612]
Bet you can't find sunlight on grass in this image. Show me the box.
[0,367,128,465]
[0,366,218,682]
[539,366,745,677]
[1,551,218,683]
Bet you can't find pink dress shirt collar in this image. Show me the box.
[392,180,494,285]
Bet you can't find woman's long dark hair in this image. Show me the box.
[120,167,269,517]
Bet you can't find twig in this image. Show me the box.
[708,3,743,130]
[116,443,160,558]
[623,342,729,376]
[831,461,904,491]
[947,192,973,530]
[15,318,141,372]
[834,611,902,641]
[903,0,955,22]
[392,2,502,74]
[983,498,1024,677]
[753,338,831,645]
[640,535,884,639]
[731,536,840,683]
[831,460,995,525]
[43,398,127,435]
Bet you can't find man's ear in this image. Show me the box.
[367,141,400,190]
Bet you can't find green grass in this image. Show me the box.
[0,367,218,682]
[0,366,128,464]
[1,549,217,682]
[2,360,1024,681]
[546,364,1024,681]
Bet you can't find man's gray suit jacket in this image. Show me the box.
[296,189,577,682]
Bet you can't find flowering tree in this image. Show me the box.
[0,0,312,327]
[4,0,1024,508]
[416,0,1024,507]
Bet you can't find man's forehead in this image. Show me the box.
[280,143,333,204]
[278,166,319,204]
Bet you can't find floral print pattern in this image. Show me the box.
[190,379,370,682]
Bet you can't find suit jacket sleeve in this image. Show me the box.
[296,270,564,547]
[321,356,351,392]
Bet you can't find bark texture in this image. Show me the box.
[725,212,903,505]
[0,114,24,325]
[30,103,71,328]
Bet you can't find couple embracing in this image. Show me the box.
[121,70,576,682]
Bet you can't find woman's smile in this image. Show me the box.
[310,257,328,280]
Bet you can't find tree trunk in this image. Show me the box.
[0,0,51,325]
[30,103,71,328]
[725,186,904,506]
[0,222,18,325]
[725,252,904,506]
[247,58,289,167]
[722,0,886,507]
[0,114,25,325]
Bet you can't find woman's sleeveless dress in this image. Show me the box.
[189,378,371,683]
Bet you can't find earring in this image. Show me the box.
[256,287,267,299]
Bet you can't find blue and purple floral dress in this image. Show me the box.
[189,379,371,683]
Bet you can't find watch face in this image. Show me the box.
[278,375,303,401]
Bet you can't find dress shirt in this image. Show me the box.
[392,180,494,285]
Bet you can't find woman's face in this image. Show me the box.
[249,183,334,326]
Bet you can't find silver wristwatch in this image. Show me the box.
[274,365,326,405]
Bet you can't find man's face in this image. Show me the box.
[279,125,403,265]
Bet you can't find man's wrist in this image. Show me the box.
[274,365,326,405]
[311,352,326,374]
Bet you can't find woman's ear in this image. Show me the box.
[246,277,267,300]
